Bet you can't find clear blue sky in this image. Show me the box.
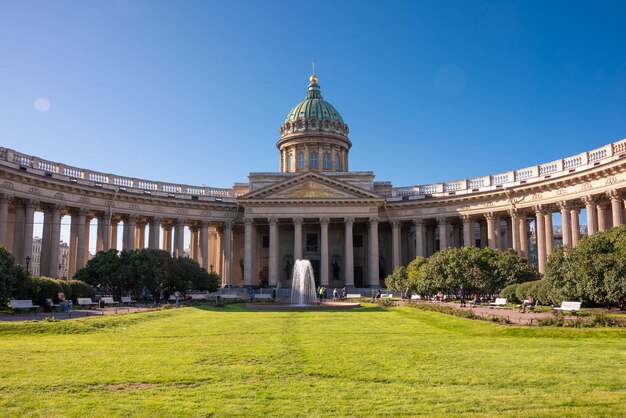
[2,0,626,190]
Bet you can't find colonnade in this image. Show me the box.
[0,195,234,284]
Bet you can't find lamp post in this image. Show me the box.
[25,256,31,271]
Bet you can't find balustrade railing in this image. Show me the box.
[2,137,625,202]
[0,147,240,199]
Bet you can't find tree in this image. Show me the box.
[0,246,31,304]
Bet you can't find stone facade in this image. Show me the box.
[1,76,626,287]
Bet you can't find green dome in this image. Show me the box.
[284,79,345,124]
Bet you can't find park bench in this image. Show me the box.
[121,296,136,305]
[218,294,242,299]
[489,298,507,308]
[9,299,39,314]
[100,296,119,306]
[346,293,362,299]
[253,294,273,301]
[381,293,393,299]
[76,298,98,308]
[410,295,421,300]
[189,294,208,300]
[552,301,582,314]
[46,298,62,312]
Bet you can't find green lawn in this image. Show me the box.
[1,305,625,417]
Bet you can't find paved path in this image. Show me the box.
[0,306,157,322]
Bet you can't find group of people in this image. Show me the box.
[318,286,349,301]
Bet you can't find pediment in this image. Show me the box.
[240,172,382,202]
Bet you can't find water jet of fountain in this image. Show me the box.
[290,259,318,306]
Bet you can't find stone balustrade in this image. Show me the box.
[387,139,626,199]
[0,147,241,201]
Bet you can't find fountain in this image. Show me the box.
[246,258,360,310]
[290,259,318,306]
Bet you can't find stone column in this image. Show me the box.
[509,210,520,254]
[462,216,473,248]
[110,219,119,251]
[485,213,497,249]
[162,224,172,253]
[22,200,36,268]
[137,222,146,249]
[570,208,581,246]
[102,214,111,251]
[0,195,11,247]
[609,190,625,227]
[12,201,25,263]
[293,217,303,260]
[96,215,105,253]
[479,220,487,249]
[558,202,572,247]
[49,205,61,278]
[268,218,279,286]
[222,221,232,287]
[544,211,553,257]
[414,219,425,257]
[597,203,609,232]
[39,206,52,277]
[425,224,435,256]
[149,218,161,249]
[244,218,253,286]
[320,217,330,286]
[174,220,184,257]
[344,217,354,286]
[75,208,87,271]
[437,217,448,250]
[200,221,209,270]
[519,214,529,259]
[391,221,401,269]
[534,207,547,274]
[584,196,598,236]
[126,215,137,251]
[68,213,78,278]
[368,217,379,287]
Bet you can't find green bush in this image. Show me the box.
[67,280,96,301]
[31,276,63,305]
[498,283,520,304]
[0,246,32,303]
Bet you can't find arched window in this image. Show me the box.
[297,152,305,170]
[286,154,292,172]
[297,121,303,129]
[323,152,331,169]
[335,154,341,171]
[310,152,318,169]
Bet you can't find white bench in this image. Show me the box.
[381,293,393,299]
[553,301,582,314]
[10,299,39,314]
[100,297,118,306]
[410,295,421,300]
[346,293,362,299]
[253,294,273,301]
[489,298,507,308]
[77,298,98,308]
[219,294,242,299]
[121,296,136,305]
[189,294,208,300]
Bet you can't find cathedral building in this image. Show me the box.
[1,74,626,288]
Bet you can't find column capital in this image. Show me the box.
[268,217,279,226]
[557,201,572,211]
[533,205,548,216]
[244,217,254,225]
[200,220,210,227]
[413,218,424,226]
[508,209,519,219]
[582,195,598,205]
[436,216,448,224]
[25,199,39,209]
[460,215,473,223]
[293,217,303,225]
[223,220,232,229]
[151,216,163,224]
[483,212,496,221]
[0,194,13,203]
[390,220,400,228]
[608,189,624,202]
[368,216,379,224]
[344,217,354,226]
[320,217,330,226]
[126,213,137,223]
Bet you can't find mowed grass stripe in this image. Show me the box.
[0,305,625,417]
